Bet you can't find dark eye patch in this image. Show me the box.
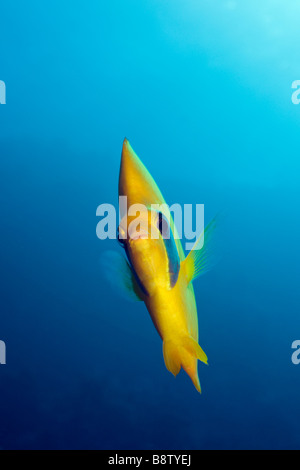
[157,212,180,288]
[157,212,170,239]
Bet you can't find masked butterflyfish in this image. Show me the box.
[102,138,217,393]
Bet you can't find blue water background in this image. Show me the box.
[1,0,300,449]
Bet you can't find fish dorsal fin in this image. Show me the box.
[100,250,144,301]
[182,216,218,284]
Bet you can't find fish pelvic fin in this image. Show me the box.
[162,335,208,393]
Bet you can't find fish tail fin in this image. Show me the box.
[163,340,181,377]
[189,369,202,394]
[182,336,208,394]
[181,336,208,365]
[163,336,208,393]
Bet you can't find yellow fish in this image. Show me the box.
[106,138,216,393]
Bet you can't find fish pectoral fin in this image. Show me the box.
[181,215,219,284]
[100,250,144,302]
[182,336,208,365]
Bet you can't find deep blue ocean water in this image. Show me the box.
[1,0,300,450]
